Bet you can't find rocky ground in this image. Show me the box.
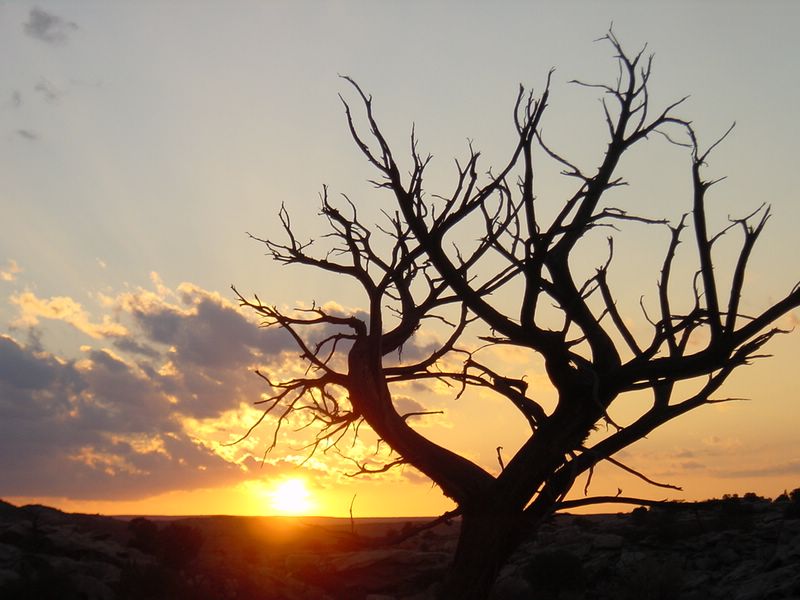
[491,493,800,600]
[1,491,798,599]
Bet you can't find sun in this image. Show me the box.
[268,478,314,515]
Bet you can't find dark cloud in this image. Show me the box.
[131,291,293,371]
[0,334,252,500]
[0,334,74,391]
[0,282,380,501]
[113,336,161,359]
[112,286,291,419]
[23,7,78,44]
[87,348,127,373]
[15,129,39,141]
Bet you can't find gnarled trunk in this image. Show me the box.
[439,508,528,600]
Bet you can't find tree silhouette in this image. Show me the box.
[234,32,800,598]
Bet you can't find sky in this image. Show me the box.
[1,0,799,518]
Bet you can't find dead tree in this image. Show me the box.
[235,32,800,599]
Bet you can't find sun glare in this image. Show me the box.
[269,478,314,515]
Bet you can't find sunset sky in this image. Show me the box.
[1,1,799,518]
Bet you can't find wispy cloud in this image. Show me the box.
[0,333,247,499]
[33,78,63,103]
[11,292,128,339]
[23,7,78,45]
[0,259,22,282]
[14,129,39,142]
[7,91,23,109]
[713,460,800,479]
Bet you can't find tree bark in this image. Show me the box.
[438,508,527,600]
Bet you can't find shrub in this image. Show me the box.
[128,517,159,554]
[785,487,800,519]
[159,522,205,570]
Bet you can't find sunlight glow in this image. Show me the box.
[269,478,314,515]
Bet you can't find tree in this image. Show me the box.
[234,32,800,598]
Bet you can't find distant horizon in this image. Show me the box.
[6,485,797,521]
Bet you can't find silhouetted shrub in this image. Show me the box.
[714,495,756,531]
[630,505,648,527]
[127,518,205,569]
[785,487,800,518]
[158,522,205,570]
[128,517,159,554]
[644,507,680,542]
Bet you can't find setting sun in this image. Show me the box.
[269,478,314,515]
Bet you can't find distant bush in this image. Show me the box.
[128,517,159,554]
[127,518,204,569]
[784,487,800,518]
[641,507,681,542]
[630,505,648,528]
[159,522,205,570]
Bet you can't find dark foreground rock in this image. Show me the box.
[1,492,799,599]
[492,493,800,600]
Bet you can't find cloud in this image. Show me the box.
[112,336,161,359]
[393,396,427,415]
[0,259,22,282]
[0,274,316,500]
[0,275,443,502]
[34,78,63,103]
[0,328,349,501]
[15,129,39,141]
[7,91,22,109]
[10,291,128,339]
[713,460,800,479]
[122,282,293,370]
[0,334,249,500]
[679,460,706,471]
[23,7,78,44]
[0,334,81,393]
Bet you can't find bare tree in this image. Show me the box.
[234,32,800,598]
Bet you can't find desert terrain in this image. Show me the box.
[1,491,799,599]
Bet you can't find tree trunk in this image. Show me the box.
[438,508,527,600]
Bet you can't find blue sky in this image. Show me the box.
[1,1,799,515]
